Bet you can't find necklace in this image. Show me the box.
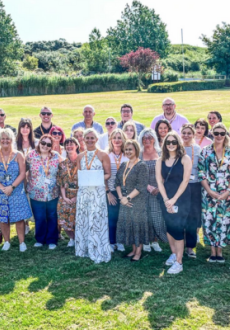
[84,149,98,170]
[214,145,225,168]
[0,149,12,171]
[113,152,122,170]
[123,159,139,186]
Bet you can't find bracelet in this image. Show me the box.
[163,198,169,202]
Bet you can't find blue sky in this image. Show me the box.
[3,0,230,46]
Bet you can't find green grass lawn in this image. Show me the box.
[1,89,230,330]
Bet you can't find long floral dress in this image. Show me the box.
[75,150,111,263]
[198,144,230,247]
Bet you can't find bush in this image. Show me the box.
[161,70,178,82]
[147,80,226,93]
[0,73,141,97]
[225,79,230,87]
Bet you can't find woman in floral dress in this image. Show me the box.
[198,123,230,263]
[57,138,79,247]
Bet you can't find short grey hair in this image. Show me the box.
[162,97,175,105]
[83,128,99,140]
[0,128,15,145]
[83,105,95,114]
[138,128,161,153]
[41,106,52,113]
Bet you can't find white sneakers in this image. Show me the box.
[34,242,43,247]
[165,253,177,266]
[48,244,57,250]
[2,241,11,251]
[19,242,27,252]
[167,261,183,274]
[117,243,125,252]
[67,239,75,247]
[143,244,151,252]
[151,242,162,252]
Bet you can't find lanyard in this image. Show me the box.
[185,145,194,165]
[114,153,122,170]
[123,159,139,186]
[23,147,31,156]
[214,145,225,168]
[0,149,12,171]
[164,112,176,124]
[197,136,204,146]
[41,156,50,177]
[84,149,98,170]
[67,161,78,180]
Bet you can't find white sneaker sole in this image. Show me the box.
[167,267,183,274]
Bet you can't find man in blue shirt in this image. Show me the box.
[71,105,104,135]
[117,103,145,136]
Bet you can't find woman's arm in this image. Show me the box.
[102,153,111,181]
[201,179,220,199]
[156,158,168,201]
[165,155,192,209]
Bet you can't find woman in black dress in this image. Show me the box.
[156,132,192,274]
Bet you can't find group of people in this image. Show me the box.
[0,98,229,275]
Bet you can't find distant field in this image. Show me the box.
[1,89,230,135]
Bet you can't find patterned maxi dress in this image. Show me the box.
[198,145,230,247]
[0,153,32,223]
[75,150,111,263]
[57,158,78,232]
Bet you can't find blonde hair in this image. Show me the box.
[124,139,140,158]
[161,131,185,161]
[0,128,15,146]
[108,129,127,153]
[123,120,137,140]
[213,123,230,147]
[83,128,99,139]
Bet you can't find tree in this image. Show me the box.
[0,0,23,75]
[201,22,230,75]
[119,47,161,90]
[106,1,170,58]
[22,55,38,71]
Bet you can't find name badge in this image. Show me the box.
[44,178,51,184]
[190,174,195,180]
[216,173,222,178]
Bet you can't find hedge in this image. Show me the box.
[147,80,226,93]
[0,73,153,97]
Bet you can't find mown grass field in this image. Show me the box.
[0,89,230,330]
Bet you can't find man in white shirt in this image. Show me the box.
[151,97,189,135]
[98,117,117,150]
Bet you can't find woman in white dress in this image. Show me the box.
[75,128,111,263]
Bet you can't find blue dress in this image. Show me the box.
[0,152,32,223]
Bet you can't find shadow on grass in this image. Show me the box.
[0,231,230,329]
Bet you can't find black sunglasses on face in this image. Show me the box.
[52,131,62,136]
[40,141,52,147]
[213,132,226,136]
[0,114,5,117]
[166,140,178,146]
[106,121,116,126]
[41,112,52,116]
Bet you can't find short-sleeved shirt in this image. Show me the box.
[26,149,59,201]
[34,123,55,139]
[184,144,201,183]
[4,125,17,136]
[151,113,189,135]
[71,121,103,135]
[117,120,145,136]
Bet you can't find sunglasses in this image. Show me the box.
[213,132,226,136]
[21,117,31,123]
[166,140,178,146]
[41,112,52,116]
[52,131,62,136]
[40,141,52,147]
[106,121,116,126]
[0,114,5,117]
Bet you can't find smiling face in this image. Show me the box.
[208,113,219,128]
[40,108,53,124]
[165,136,178,153]
[74,131,84,144]
[124,125,135,139]
[125,143,136,160]
[181,128,194,145]
[162,99,176,117]
[0,133,12,149]
[158,123,169,139]
[51,129,62,142]
[106,118,117,134]
[83,107,94,122]
[40,137,52,153]
[20,124,30,137]
[142,135,154,149]
[213,128,226,146]
[65,140,78,154]
[112,132,123,149]
[195,123,206,138]
[121,107,132,122]
[84,132,98,149]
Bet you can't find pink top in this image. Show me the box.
[195,137,212,149]
[151,113,189,135]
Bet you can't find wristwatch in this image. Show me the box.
[106,190,110,194]
[127,196,132,202]
[11,185,16,190]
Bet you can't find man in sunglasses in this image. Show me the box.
[98,117,117,150]
[151,97,189,135]
[117,104,145,136]
[71,105,103,136]
[0,109,17,136]
[34,107,55,139]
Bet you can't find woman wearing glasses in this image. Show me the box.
[98,117,117,151]
[198,123,230,263]
[26,134,63,249]
[49,126,66,158]
[57,138,79,248]
[156,132,192,274]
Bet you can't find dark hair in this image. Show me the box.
[194,118,209,136]
[16,118,35,152]
[64,137,80,154]
[161,131,185,161]
[207,111,222,122]
[155,119,172,143]
[49,126,66,144]
[36,134,54,154]
[120,103,133,113]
